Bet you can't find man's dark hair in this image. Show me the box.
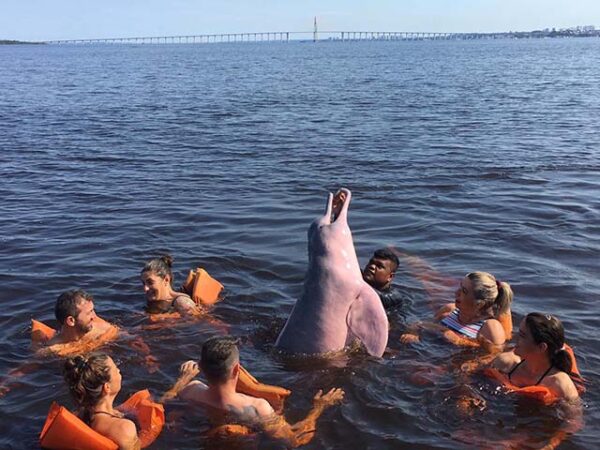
[201,336,240,383]
[55,289,93,324]
[373,248,399,273]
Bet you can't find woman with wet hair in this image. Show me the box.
[401,271,513,349]
[63,354,139,450]
[490,312,580,401]
[140,255,200,316]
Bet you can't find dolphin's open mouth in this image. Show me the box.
[331,190,348,222]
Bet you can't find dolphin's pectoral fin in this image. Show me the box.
[346,285,389,357]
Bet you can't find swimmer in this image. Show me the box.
[46,289,116,346]
[490,313,580,402]
[37,289,155,362]
[141,255,201,317]
[401,272,513,350]
[362,248,409,311]
[64,354,141,450]
[167,336,344,448]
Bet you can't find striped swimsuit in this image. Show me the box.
[440,309,484,339]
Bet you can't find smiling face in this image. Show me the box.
[514,318,541,358]
[363,257,395,290]
[141,271,171,302]
[73,300,96,334]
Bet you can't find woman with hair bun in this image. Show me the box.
[401,271,513,349]
[490,312,580,401]
[63,354,139,450]
[140,255,200,316]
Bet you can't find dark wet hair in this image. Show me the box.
[525,313,573,375]
[466,272,513,318]
[141,254,174,282]
[63,353,111,423]
[55,289,93,325]
[373,248,399,273]
[201,336,240,383]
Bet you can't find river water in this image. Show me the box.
[0,38,599,449]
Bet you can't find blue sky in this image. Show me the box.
[2,0,599,41]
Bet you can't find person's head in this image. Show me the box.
[515,313,572,374]
[200,336,240,384]
[455,272,513,319]
[63,353,122,418]
[141,255,175,302]
[55,289,96,334]
[363,248,399,290]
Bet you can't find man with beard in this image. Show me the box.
[47,289,116,346]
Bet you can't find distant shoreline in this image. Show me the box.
[0,40,44,45]
[2,27,599,45]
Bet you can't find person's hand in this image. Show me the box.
[400,333,420,344]
[179,360,200,380]
[313,387,344,409]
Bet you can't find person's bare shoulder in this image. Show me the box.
[173,295,200,315]
[543,371,579,402]
[109,418,138,450]
[491,350,519,372]
[479,319,506,345]
[250,397,275,418]
[179,380,209,403]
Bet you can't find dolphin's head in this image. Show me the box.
[308,188,352,257]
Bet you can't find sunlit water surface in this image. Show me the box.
[1,39,599,449]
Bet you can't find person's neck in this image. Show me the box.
[378,281,391,291]
[458,307,492,324]
[59,325,87,342]
[92,394,117,415]
[209,378,239,405]
[523,354,552,377]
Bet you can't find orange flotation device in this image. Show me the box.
[32,319,57,344]
[40,389,164,449]
[202,366,291,441]
[32,319,119,357]
[484,344,583,405]
[181,267,224,306]
[237,365,291,413]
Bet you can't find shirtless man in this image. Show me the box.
[39,289,157,367]
[165,336,344,448]
[37,289,120,357]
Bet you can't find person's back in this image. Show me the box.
[175,337,344,447]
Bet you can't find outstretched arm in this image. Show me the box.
[160,360,201,403]
[261,388,344,448]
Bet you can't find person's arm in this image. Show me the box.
[0,361,41,397]
[261,388,344,448]
[160,360,201,403]
[400,321,450,344]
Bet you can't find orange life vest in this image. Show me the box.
[181,267,224,306]
[40,389,164,449]
[483,344,583,405]
[31,319,119,356]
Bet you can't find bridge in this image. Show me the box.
[43,30,509,45]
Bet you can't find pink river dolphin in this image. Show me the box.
[276,188,389,357]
